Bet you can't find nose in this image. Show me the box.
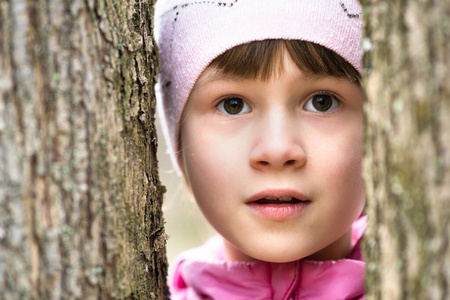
[249,113,306,171]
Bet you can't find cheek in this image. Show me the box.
[333,139,363,180]
[311,125,365,205]
[341,128,364,181]
[180,120,235,205]
[181,115,248,178]
[335,140,365,213]
[181,141,237,230]
[325,118,363,176]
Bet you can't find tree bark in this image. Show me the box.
[0,0,168,299]
[363,0,449,299]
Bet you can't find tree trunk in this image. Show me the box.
[363,0,449,299]
[0,0,168,299]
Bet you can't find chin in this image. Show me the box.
[247,247,311,263]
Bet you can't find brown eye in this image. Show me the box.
[217,97,251,115]
[304,94,340,113]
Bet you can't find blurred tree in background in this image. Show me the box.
[0,0,168,298]
[363,0,449,299]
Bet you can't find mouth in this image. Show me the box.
[253,196,305,205]
[247,190,311,220]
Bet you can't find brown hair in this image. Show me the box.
[209,39,360,83]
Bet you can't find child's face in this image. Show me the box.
[179,52,365,263]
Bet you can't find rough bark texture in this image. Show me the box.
[0,0,168,299]
[363,0,450,299]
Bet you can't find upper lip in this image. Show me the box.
[247,189,310,203]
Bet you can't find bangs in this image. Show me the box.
[209,40,360,83]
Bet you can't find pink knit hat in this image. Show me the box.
[155,0,363,170]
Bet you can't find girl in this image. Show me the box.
[155,0,366,299]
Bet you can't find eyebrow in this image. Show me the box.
[191,70,243,94]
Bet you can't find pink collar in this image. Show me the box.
[169,216,367,300]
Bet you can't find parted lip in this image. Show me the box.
[247,189,310,203]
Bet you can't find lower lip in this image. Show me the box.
[246,202,310,220]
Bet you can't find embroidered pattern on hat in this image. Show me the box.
[170,1,239,34]
[340,2,360,19]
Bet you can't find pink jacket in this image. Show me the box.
[168,216,367,300]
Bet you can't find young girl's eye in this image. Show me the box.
[217,97,251,115]
[304,93,340,113]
